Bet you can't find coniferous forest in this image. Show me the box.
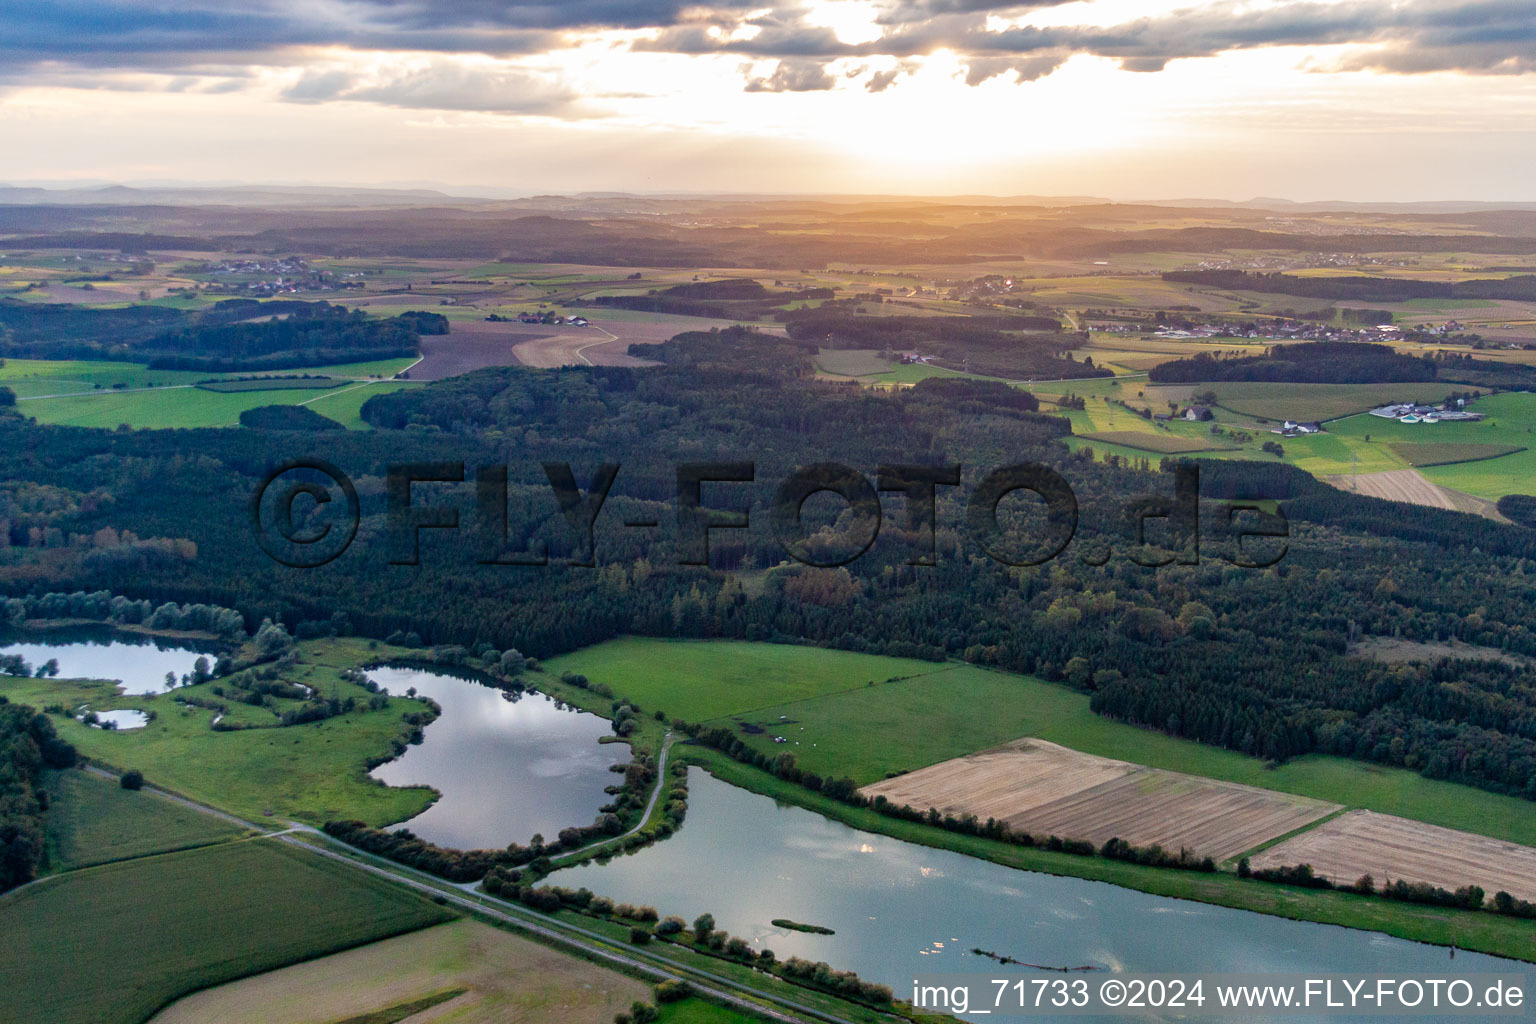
[5,328,1536,802]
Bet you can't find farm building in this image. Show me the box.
[1182,405,1214,421]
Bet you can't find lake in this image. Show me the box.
[369,666,625,850]
[548,769,1522,1022]
[0,627,219,695]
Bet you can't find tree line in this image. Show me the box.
[1164,269,1536,303]
[8,331,1536,803]
[0,700,77,893]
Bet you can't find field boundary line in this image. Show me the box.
[19,384,195,401]
[298,380,374,406]
[1224,805,1352,868]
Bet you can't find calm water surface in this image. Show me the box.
[369,666,624,850]
[0,627,218,694]
[90,709,149,730]
[548,769,1523,1022]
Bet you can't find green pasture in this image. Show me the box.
[546,638,1536,847]
[0,839,452,1024]
[42,768,245,873]
[17,377,419,429]
[1330,392,1536,498]
[539,637,951,723]
[0,638,438,827]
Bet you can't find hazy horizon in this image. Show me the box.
[7,179,1536,209]
[3,0,1535,201]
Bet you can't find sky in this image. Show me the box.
[2,0,1535,201]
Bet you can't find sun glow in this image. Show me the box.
[803,0,885,45]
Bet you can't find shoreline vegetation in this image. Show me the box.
[771,919,835,935]
[680,747,1536,964]
[6,617,1536,965]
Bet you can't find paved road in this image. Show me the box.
[75,762,870,1024]
[279,832,848,1024]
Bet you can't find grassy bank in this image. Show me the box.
[0,637,438,826]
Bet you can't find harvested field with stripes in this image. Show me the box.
[1331,468,1457,509]
[1249,810,1536,903]
[860,738,1339,862]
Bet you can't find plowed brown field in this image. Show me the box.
[1250,810,1536,902]
[861,738,1338,861]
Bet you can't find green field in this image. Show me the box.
[17,377,420,429]
[812,347,987,386]
[0,359,214,396]
[0,355,414,394]
[0,638,437,826]
[197,377,344,393]
[545,638,1536,847]
[813,348,890,377]
[41,768,245,872]
[539,637,952,722]
[1052,380,1536,481]
[1387,441,1525,467]
[1076,429,1221,453]
[0,839,453,1024]
[1330,392,1536,498]
[1163,381,1453,423]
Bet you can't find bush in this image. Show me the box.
[628,926,651,945]
[120,769,144,790]
[654,980,692,1003]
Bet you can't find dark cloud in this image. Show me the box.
[285,61,585,114]
[744,60,838,92]
[2,0,1533,112]
[962,55,1064,85]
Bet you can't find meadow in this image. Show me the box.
[1145,380,1452,422]
[1048,377,1536,487]
[811,347,986,386]
[17,377,420,429]
[539,637,952,722]
[148,919,660,1024]
[0,637,438,827]
[42,768,245,872]
[0,838,453,1024]
[2,355,420,428]
[1329,391,1536,499]
[1076,429,1219,453]
[543,638,1536,847]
